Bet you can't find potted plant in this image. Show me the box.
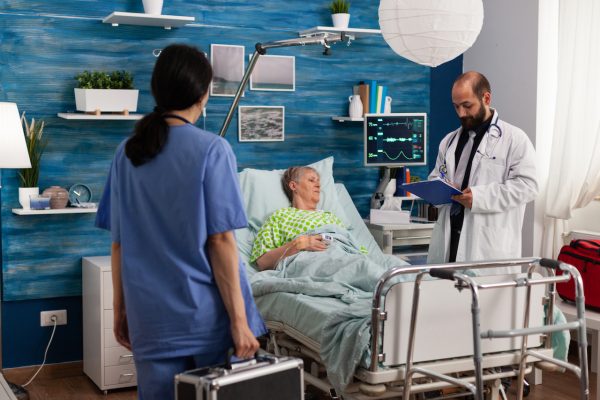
[18,114,47,210]
[74,70,138,115]
[330,0,350,28]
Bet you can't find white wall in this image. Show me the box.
[463,0,540,256]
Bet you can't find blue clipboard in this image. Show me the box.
[401,178,462,205]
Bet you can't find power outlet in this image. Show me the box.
[40,310,67,327]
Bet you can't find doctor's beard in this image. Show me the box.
[460,101,486,130]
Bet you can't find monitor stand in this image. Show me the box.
[370,167,392,210]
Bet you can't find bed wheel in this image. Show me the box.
[358,382,386,396]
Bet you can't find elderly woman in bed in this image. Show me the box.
[250,166,345,271]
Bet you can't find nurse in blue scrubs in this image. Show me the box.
[96,44,266,400]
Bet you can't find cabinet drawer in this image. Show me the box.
[102,271,113,310]
[105,346,135,367]
[104,329,120,348]
[104,364,136,386]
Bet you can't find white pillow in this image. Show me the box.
[237,156,352,233]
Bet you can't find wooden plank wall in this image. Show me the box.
[0,0,430,301]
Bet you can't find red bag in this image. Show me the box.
[556,239,600,309]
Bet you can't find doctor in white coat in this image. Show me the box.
[427,71,538,269]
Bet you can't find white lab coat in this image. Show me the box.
[427,110,538,272]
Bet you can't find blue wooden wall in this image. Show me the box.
[0,0,460,367]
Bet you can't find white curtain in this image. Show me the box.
[541,0,600,257]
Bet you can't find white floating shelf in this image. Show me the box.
[299,26,381,39]
[102,12,195,29]
[12,207,98,215]
[332,116,364,122]
[58,113,143,120]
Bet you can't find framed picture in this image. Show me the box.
[250,55,295,91]
[238,106,285,142]
[210,44,245,97]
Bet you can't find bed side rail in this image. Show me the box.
[370,257,544,372]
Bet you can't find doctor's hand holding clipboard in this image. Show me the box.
[401,178,462,206]
[451,187,473,209]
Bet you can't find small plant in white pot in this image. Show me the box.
[330,0,350,28]
[18,114,47,210]
[74,70,138,115]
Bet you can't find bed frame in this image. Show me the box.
[263,258,588,399]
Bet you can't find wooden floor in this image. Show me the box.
[2,360,594,399]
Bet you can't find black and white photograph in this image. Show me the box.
[238,106,285,142]
[210,44,245,96]
[250,55,295,91]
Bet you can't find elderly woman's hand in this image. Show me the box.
[293,235,328,252]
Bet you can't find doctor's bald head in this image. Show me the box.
[454,71,491,98]
[452,71,492,130]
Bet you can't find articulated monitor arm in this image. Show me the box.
[218,33,350,138]
[370,167,392,210]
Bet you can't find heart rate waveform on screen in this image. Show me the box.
[364,114,427,167]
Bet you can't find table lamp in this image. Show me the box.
[0,102,32,399]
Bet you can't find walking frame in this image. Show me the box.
[369,257,589,400]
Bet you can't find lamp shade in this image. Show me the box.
[0,102,31,168]
[378,0,484,67]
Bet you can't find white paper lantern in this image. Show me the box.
[378,0,484,67]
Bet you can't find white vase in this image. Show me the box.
[331,13,350,28]
[142,0,163,15]
[19,187,39,210]
[384,96,392,114]
[348,95,363,118]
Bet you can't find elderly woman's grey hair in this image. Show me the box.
[281,166,318,202]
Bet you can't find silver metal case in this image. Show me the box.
[175,355,304,400]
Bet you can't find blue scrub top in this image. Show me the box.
[97,124,266,361]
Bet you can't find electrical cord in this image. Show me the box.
[22,315,58,387]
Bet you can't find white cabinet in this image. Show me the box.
[83,256,137,392]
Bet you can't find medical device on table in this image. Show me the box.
[363,113,428,209]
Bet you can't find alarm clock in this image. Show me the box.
[68,183,92,205]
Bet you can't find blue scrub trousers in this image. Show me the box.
[135,351,225,400]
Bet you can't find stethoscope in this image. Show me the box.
[438,112,503,180]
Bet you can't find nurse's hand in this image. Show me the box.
[231,322,260,359]
[452,187,473,209]
[114,308,132,351]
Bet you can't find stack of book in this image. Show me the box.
[355,80,388,115]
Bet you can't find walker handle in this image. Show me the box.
[540,258,561,270]
[429,268,456,281]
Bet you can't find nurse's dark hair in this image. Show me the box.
[454,71,491,98]
[282,166,318,202]
[125,44,212,167]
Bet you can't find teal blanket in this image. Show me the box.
[250,225,410,391]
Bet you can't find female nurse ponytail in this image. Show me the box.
[126,44,213,166]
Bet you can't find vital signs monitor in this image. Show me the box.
[364,113,427,167]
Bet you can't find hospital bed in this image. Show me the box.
[238,183,587,399]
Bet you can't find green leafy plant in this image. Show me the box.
[75,70,134,89]
[18,113,48,188]
[329,0,350,14]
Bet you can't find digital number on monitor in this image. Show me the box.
[364,113,427,167]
